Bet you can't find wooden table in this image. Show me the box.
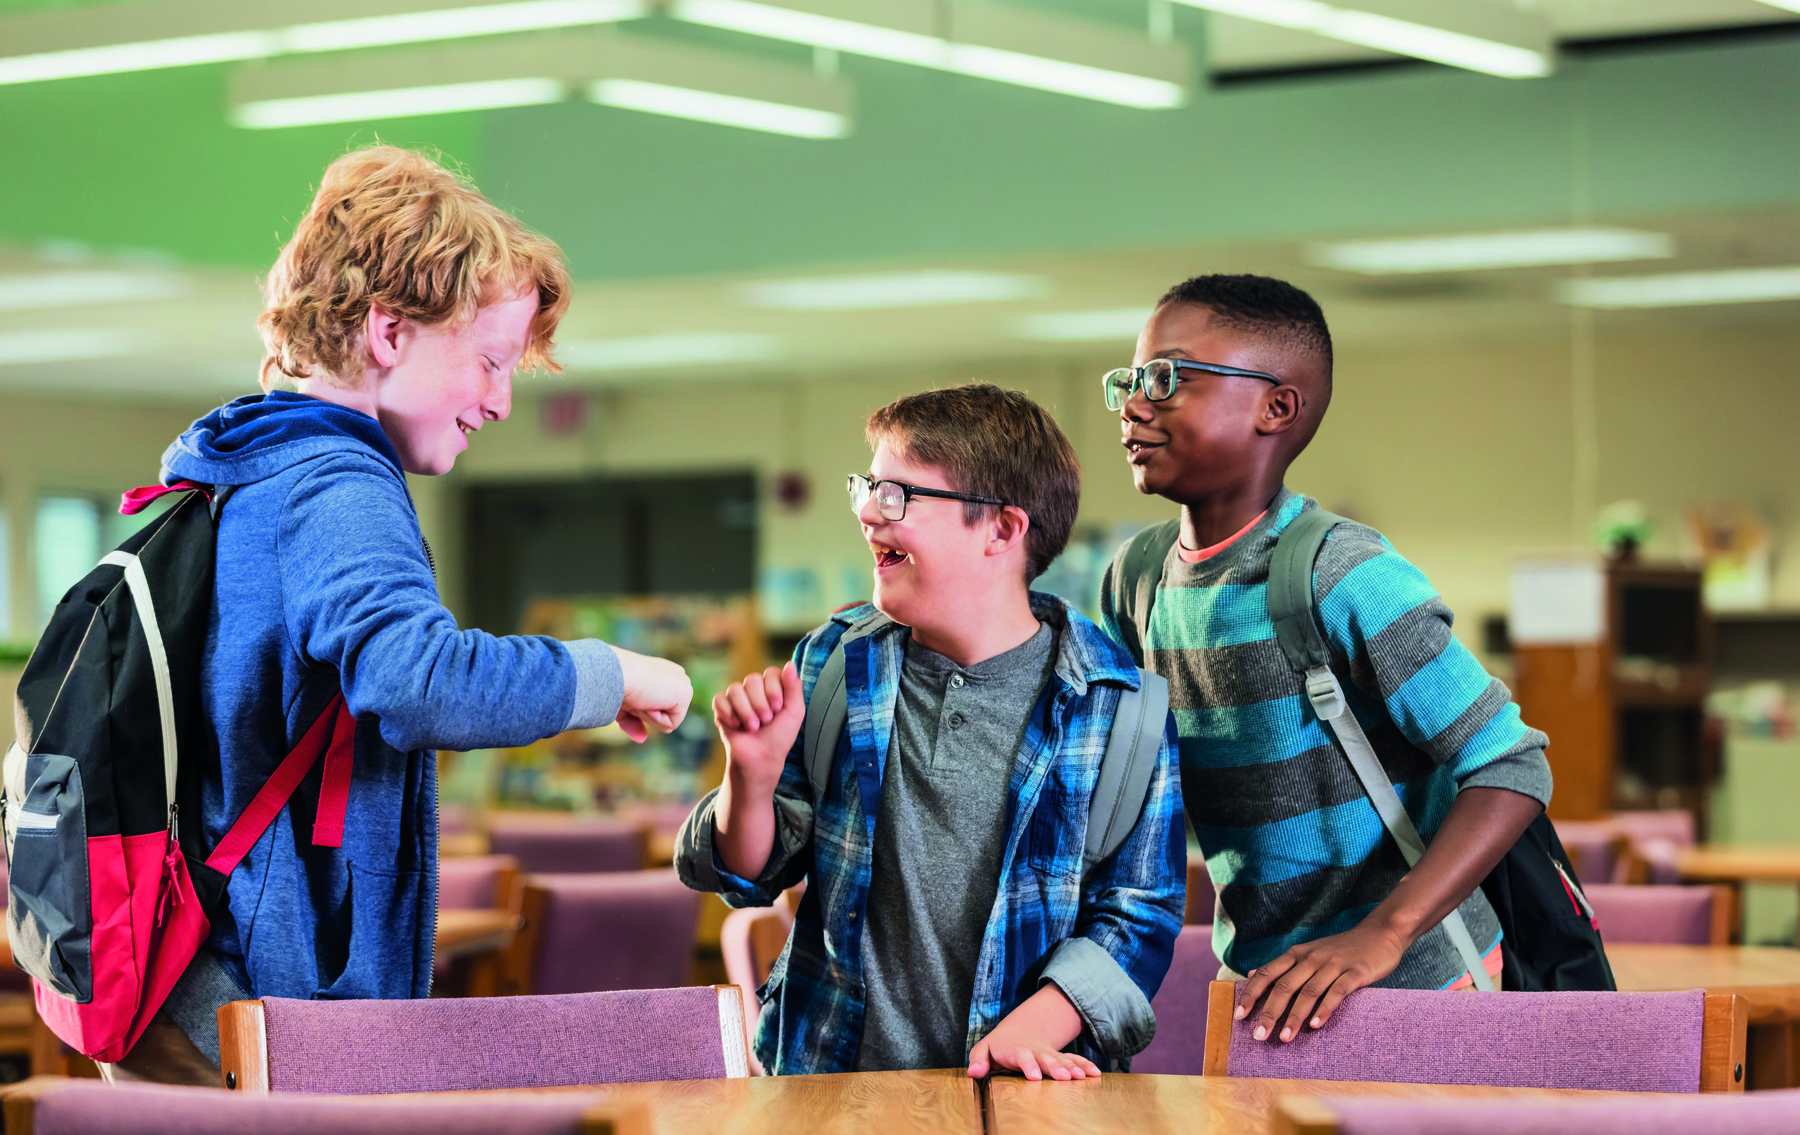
[982,1073,1669,1135]
[435,908,515,998]
[409,1069,982,1135]
[1676,846,1800,886]
[1611,942,1800,1089]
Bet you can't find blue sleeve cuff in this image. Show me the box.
[564,639,625,731]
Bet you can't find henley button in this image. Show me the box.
[951,675,964,688]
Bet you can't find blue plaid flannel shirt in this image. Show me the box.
[675,593,1185,1075]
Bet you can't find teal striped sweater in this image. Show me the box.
[1101,489,1551,990]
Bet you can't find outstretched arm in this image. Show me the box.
[1236,785,1542,1041]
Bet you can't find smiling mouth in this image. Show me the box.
[870,541,910,569]
[1124,438,1164,462]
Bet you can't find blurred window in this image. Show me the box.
[36,496,99,622]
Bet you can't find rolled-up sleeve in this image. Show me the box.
[674,770,814,907]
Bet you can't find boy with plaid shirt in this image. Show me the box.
[676,384,1185,1078]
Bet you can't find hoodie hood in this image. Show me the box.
[161,391,405,487]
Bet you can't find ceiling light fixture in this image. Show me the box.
[0,330,144,366]
[590,79,847,138]
[741,271,1049,311]
[557,333,782,370]
[669,0,1187,108]
[1012,308,1149,341]
[235,77,564,128]
[1177,0,1552,78]
[1307,228,1674,275]
[0,0,643,85]
[0,272,190,312]
[230,28,852,135]
[1556,267,1800,309]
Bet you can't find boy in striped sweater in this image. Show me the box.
[1099,274,1552,1046]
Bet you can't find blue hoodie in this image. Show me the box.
[161,391,622,1006]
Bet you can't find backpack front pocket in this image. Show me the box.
[3,748,93,1001]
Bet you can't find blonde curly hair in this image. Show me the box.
[258,146,571,390]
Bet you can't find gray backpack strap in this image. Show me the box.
[800,644,848,805]
[1268,509,1496,992]
[1085,669,1169,867]
[1107,520,1180,667]
[798,612,890,805]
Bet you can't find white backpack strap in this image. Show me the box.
[1305,665,1494,991]
[99,551,177,832]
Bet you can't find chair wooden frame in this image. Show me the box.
[0,1074,651,1134]
[217,985,751,1095]
[1202,980,1747,1093]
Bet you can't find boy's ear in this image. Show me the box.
[1255,385,1306,436]
[986,505,1032,559]
[365,303,405,369]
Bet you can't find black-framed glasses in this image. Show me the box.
[1102,358,1297,412]
[846,474,1009,522]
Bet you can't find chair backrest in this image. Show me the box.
[216,986,749,1095]
[718,905,792,1076]
[1587,884,1733,945]
[1274,1088,1800,1135]
[7,1078,645,1134]
[509,870,702,996]
[1612,809,1697,848]
[1132,925,1219,1075]
[1201,981,1746,1093]
[437,854,520,911]
[1185,854,1216,924]
[439,802,473,836]
[488,819,649,874]
[1553,820,1634,886]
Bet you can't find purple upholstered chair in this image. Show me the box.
[438,854,521,910]
[1275,1089,1800,1135]
[518,870,702,995]
[13,1080,640,1134]
[1134,925,1221,1075]
[217,986,750,1095]
[719,905,792,1075]
[1185,854,1217,924]
[1555,820,1633,886]
[489,818,648,874]
[1205,981,1746,1093]
[439,802,472,836]
[1587,884,1731,945]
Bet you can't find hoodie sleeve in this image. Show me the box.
[277,456,621,752]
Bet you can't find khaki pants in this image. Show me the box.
[94,1012,221,1087]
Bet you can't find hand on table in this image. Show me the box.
[1235,918,1408,1044]
[967,984,1099,1082]
[613,647,694,743]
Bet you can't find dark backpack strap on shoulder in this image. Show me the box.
[801,644,848,805]
[209,484,236,521]
[1085,669,1169,867]
[1109,520,1179,667]
[1266,507,1345,673]
[799,611,891,805]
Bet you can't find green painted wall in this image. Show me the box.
[2,20,1797,278]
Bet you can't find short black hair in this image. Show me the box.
[1158,273,1333,377]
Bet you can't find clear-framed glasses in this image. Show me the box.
[1102,357,1294,412]
[846,473,1009,522]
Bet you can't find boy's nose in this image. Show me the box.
[484,372,512,421]
[1120,386,1154,422]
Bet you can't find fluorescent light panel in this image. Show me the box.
[1013,307,1149,341]
[234,78,564,128]
[0,0,643,85]
[741,271,1048,310]
[0,330,144,366]
[669,0,1184,108]
[557,333,781,369]
[1308,228,1674,275]
[1178,0,1550,78]
[0,272,189,312]
[591,79,846,138]
[1557,268,1800,309]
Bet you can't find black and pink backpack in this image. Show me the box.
[4,483,354,1062]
